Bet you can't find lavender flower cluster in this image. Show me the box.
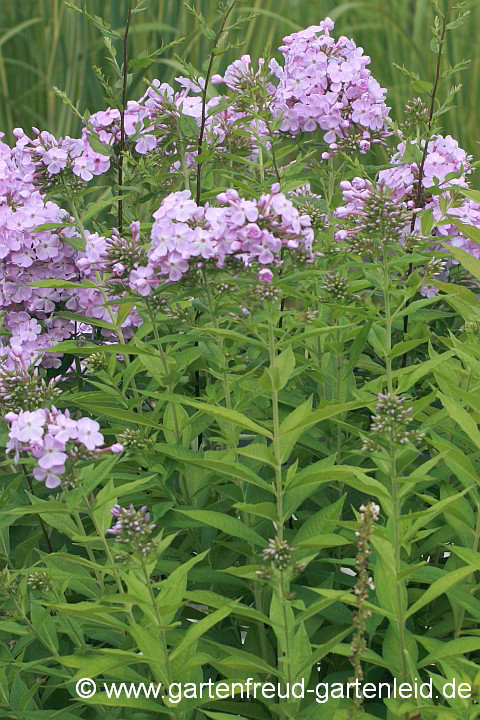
[5,407,123,488]
[126,184,314,293]
[0,14,479,383]
[268,18,390,153]
[0,132,143,371]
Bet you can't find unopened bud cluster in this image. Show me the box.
[105,225,149,283]
[322,273,349,301]
[0,569,20,601]
[108,504,157,554]
[360,189,412,242]
[117,428,155,452]
[0,364,61,414]
[362,392,425,451]
[401,97,430,133]
[258,537,302,575]
[27,572,53,593]
[86,352,109,375]
[423,257,448,280]
[254,284,281,301]
[462,318,480,337]
[403,231,430,253]
[290,185,328,233]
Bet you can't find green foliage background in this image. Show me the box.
[0,0,478,184]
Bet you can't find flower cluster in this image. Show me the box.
[0,134,84,366]
[269,18,391,153]
[362,393,425,451]
[5,407,123,488]
[127,184,314,293]
[108,504,157,554]
[13,127,109,186]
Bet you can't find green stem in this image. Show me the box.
[454,497,480,638]
[391,446,408,683]
[196,0,238,205]
[268,321,283,539]
[82,497,126,598]
[139,555,178,711]
[253,583,270,662]
[383,245,393,393]
[203,271,232,412]
[279,569,293,688]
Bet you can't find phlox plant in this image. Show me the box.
[1,1,480,719]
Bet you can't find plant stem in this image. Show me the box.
[390,447,408,683]
[83,496,126,597]
[21,464,53,553]
[196,0,238,205]
[139,555,177,705]
[268,321,283,540]
[383,244,393,393]
[402,3,451,363]
[118,3,132,235]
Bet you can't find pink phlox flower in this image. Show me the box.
[76,417,104,450]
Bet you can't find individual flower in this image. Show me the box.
[75,417,104,451]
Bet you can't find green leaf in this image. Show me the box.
[437,392,480,451]
[274,347,295,389]
[55,311,115,331]
[175,510,266,547]
[71,402,162,429]
[233,502,278,522]
[280,400,366,439]
[278,396,313,463]
[343,320,373,377]
[443,241,480,282]
[156,550,209,625]
[406,565,480,619]
[411,79,433,94]
[170,606,233,661]
[93,479,117,536]
[452,187,480,204]
[82,197,120,223]
[155,444,276,494]
[146,392,272,438]
[28,279,97,289]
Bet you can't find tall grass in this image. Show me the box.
[0,0,478,183]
